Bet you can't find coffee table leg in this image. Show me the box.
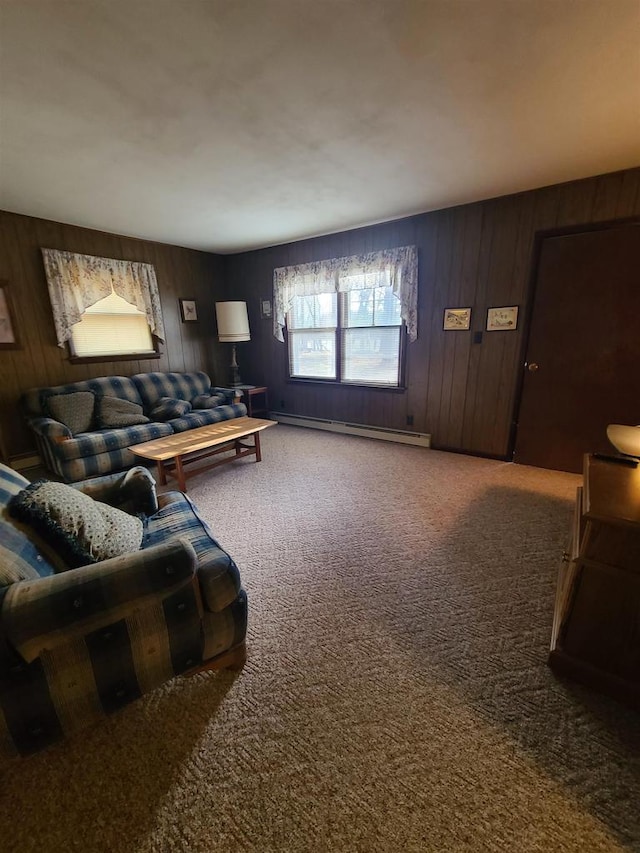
[175,455,187,492]
[254,431,262,462]
[156,460,167,486]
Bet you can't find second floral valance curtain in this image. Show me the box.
[272,245,419,343]
[41,248,165,348]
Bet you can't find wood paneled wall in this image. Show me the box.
[224,168,640,458]
[0,211,225,460]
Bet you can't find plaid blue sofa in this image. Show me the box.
[21,371,248,482]
[0,462,247,756]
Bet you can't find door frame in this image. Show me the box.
[507,215,640,461]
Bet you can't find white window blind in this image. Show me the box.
[69,291,155,357]
[287,286,403,386]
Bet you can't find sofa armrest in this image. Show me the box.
[1,539,197,664]
[71,466,158,516]
[26,416,72,442]
[211,386,243,404]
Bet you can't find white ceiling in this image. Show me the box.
[1,0,639,253]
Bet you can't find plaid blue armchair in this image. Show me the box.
[0,462,247,756]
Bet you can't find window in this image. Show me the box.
[41,248,165,360]
[273,245,418,389]
[69,291,156,358]
[287,283,404,386]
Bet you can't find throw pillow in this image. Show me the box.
[96,396,150,428]
[149,397,192,421]
[45,391,96,435]
[8,481,143,569]
[192,393,225,409]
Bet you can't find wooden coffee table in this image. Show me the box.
[130,416,276,492]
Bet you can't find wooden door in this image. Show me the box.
[514,221,640,473]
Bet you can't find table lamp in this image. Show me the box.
[215,301,250,387]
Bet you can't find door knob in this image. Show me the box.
[527,362,539,372]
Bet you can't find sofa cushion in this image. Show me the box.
[168,402,248,433]
[192,393,226,409]
[132,371,211,410]
[96,396,150,428]
[45,391,96,435]
[150,398,192,421]
[54,422,174,461]
[9,481,143,569]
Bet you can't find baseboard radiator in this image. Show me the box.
[271,413,431,448]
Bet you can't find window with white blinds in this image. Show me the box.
[287,285,404,386]
[69,291,155,358]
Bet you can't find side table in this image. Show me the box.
[238,386,269,419]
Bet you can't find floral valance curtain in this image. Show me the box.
[273,245,418,343]
[41,248,165,348]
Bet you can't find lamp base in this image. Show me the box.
[229,344,243,387]
[229,366,243,388]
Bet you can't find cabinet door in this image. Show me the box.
[561,559,640,679]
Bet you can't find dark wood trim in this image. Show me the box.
[530,214,640,244]
[68,346,163,365]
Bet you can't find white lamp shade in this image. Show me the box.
[215,301,250,342]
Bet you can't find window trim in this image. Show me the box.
[285,291,408,390]
[67,339,163,365]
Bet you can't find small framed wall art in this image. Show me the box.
[486,305,518,331]
[0,281,20,348]
[443,307,472,330]
[179,298,198,322]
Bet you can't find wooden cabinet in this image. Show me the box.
[549,454,640,707]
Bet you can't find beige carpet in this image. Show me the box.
[1,426,639,852]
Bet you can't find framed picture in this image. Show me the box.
[443,307,472,330]
[260,299,272,319]
[486,305,518,331]
[179,298,198,322]
[0,281,20,348]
